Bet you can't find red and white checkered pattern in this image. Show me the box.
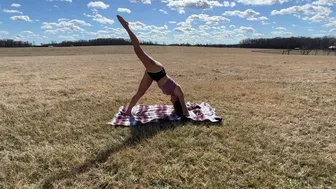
[107,102,222,126]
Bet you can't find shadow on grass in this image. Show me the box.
[41,119,222,188]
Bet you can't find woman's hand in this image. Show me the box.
[183,110,190,117]
[125,110,132,116]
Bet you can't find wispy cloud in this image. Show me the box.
[10,16,32,22]
[11,4,21,8]
[3,9,23,14]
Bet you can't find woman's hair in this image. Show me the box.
[173,99,183,117]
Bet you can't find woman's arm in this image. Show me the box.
[174,85,190,116]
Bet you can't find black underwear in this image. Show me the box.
[147,67,167,81]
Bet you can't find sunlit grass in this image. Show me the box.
[0,46,335,188]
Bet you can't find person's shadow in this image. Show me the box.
[41,119,222,188]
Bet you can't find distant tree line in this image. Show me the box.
[168,43,238,48]
[1,36,335,50]
[239,36,336,50]
[0,39,32,47]
[40,38,161,47]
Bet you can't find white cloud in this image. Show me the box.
[130,0,151,4]
[252,33,264,37]
[0,31,9,35]
[21,31,42,38]
[70,19,91,26]
[271,4,332,23]
[11,4,21,8]
[85,11,114,24]
[159,9,168,14]
[117,8,131,13]
[186,14,230,25]
[234,26,256,33]
[223,9,268,21]
[13,31,44,40]
[259,16,268,20]
[174,27,195,33]
[54,5,59,8]
[163,0,224,14]
[223,1,236,7]
[223,9,259,20]
[211,26,226,29]
[302,12,331,23]
[21,31,34,34]
[3,9,23,14]
[237,0,290,5]
[308,29,314,31]
[275,27,287,30]
[10,16,32,22]
[271,31,294,36]
[236,34,246,38]
[199,25,211,30]
[229,25,236,28]
[271,4,331,16]
[292,24,296,27]
[102,27,128,36]
[261,21,269,25]
[312,0,336,6]
[41,19,91,34]
[87,1,110,9]
[47,0,72,2]
[324,20,336,28]
[168,21,177,24]
[129,21,168,31]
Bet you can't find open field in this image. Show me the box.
[252,49,336,56]
[0,46,335,188]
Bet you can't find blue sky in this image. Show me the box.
[0,0,335,45]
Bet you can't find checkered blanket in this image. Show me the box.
[107,102,222,126]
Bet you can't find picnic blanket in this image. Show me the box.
[107,102,222,126]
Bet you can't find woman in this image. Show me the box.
[117,15,190,118]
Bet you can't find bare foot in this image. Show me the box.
[117,15,129,28]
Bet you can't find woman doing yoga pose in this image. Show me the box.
[117,15,190,117]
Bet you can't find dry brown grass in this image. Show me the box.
[0,46,335,189]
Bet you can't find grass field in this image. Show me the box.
[0,46,335,188]
[252,49,336,56]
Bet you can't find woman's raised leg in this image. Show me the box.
[117,15,161,72]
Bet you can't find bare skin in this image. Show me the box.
[116,15,189,117]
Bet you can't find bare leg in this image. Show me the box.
[124,72,153,115]
[117,15,162,72]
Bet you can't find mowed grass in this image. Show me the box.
[0,46,335,189]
